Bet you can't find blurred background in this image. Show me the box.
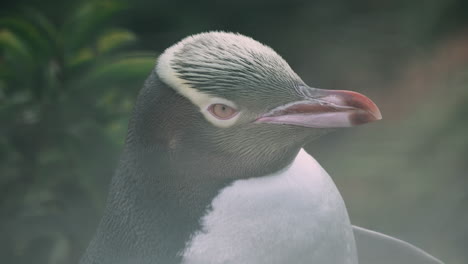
[0,0,467,263]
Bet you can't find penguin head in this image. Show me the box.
[151,32,381,176]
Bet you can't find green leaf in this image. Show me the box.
[0,29,33,65]
[0,17,52,60]
[67,47,95,69]
[21,7,59,52]
[97,29,137,54]
[78,52,156,91]
[61,1,126,55]
[67,29,138,73]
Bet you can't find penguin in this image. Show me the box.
[80,32,444,264]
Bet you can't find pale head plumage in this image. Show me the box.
[156,31,304,127]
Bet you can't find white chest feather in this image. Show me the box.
[181,149,358,264]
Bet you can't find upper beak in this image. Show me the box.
[255,88,382,128]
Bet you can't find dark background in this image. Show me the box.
[1,0,467,263]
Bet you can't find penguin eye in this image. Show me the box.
[208,104,238,120]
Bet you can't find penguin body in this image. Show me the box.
[182,149,356,264]
[80,32,443,264]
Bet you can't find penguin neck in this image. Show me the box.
[95,141,300,264]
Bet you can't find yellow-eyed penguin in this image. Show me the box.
[80,32,444,264]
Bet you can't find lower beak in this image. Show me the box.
[255,89,382,128]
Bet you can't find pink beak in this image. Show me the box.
[255,89,382,128]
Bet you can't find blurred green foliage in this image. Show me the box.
[1,0,467,264]
[0,1,155,263]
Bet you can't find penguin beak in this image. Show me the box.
[255,89,382,128]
